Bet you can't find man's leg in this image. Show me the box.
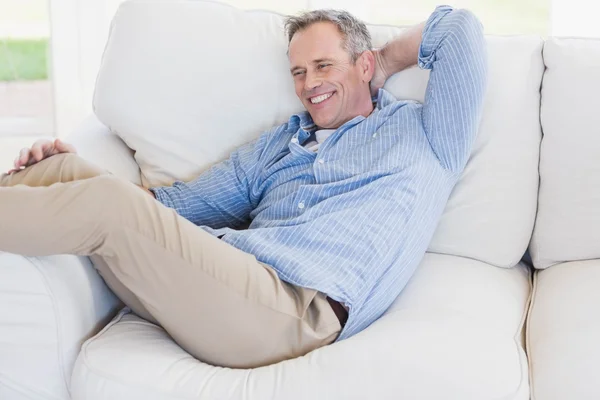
[0,154,157,323]
[0,154,341,368]
[0,152,108,187]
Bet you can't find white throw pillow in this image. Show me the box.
[94,1,303,187]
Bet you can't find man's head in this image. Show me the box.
[285,10,375,129]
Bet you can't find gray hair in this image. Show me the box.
[284,9,372,63]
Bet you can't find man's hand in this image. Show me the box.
[370,49,391,97]
[8,138,77,174]
[369,22,426,97]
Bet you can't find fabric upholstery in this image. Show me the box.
[527,260,600,400]
[530,37,600,269]
[0,253,120,400]
[527,40,600,400]
[67,115,142,185]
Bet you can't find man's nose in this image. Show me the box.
[304,71,322,91]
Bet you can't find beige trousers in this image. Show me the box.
[0,154,340,368]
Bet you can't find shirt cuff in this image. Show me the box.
[149,187,175,209]
[418,5,454,70]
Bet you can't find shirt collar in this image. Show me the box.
[288,112,316,133]
[375,88,396,110]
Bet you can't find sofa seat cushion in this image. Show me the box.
[527,260,600,400]
[0,252,121,400]
[71,254,531,400]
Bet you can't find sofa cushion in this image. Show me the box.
[67,115,142,185]
[94,0,543,268]
[527,260,600,400]
[0,252,120,400]
[94,1,303,188]
[423,35,542,267]
[71,254,531,400]
[530,38,600,269]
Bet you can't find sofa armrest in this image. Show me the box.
[0,253,122,400]
[66,114,142,185]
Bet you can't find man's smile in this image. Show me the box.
[308,91,336,106]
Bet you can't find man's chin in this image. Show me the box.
[305,107,342,129]
[310,114,334,129]
[316,121,340,130]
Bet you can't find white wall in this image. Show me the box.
[551,0,600,37]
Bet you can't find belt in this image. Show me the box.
[326,297,348,327]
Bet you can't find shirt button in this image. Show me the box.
[318,159,324,164]
[298,202,305,209]
[372,132,378,138]
[291,138,299,144]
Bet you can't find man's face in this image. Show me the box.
[289,22,373,129]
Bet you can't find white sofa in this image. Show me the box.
[0,1,598,399]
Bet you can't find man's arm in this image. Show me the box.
[145,132,270,228]
[374,6,487,172]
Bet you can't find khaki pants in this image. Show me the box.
[0,154,340,368]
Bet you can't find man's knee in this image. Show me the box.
[51,153,108,181]
[37,152,78,168]
[82,175,145,230]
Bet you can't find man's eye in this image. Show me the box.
[317,64,331,69]
[293,71,305,77]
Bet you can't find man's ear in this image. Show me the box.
[359,50,376,83]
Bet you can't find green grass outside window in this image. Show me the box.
[0,39,48,82]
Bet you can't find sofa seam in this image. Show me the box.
[518,264,534,399]
[525,268,539,400]
[499,263,534,400]
[532,38,547,269]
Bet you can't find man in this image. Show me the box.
[0,5,486,368]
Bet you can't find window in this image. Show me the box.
[0,0,54,171]
[0,0,54,137]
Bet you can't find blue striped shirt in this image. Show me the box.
[151,6,487,341]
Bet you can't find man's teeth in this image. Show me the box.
[310,93,333,104]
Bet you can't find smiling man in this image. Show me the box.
[289,18,376,130]
[0,6,486,368]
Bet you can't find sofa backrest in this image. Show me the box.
[93,0,544,268]
[530,38,600,269]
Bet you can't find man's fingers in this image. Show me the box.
[42,140,58,158]
[31,144,45,162]
[16,148,31,168]
[30,139,54,162]
[12,139,73,172]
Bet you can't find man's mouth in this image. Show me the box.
[309,92,334,105]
